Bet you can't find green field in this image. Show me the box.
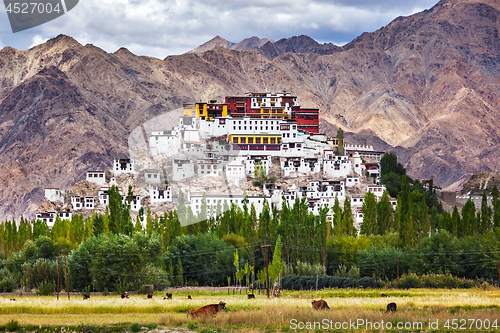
[2,288,500,332]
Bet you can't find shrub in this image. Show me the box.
[130,323,141,332]
[3,320,19,332]
[358,277,375,289]
[102,288,110,296]
[342,278,358,288]
[37,280,56,296]
[0,277,17,292]
[400,274,419,289]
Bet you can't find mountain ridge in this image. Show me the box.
[1,0,500,219]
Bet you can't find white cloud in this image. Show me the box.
[29,35,49,48]
[2,0,440,57]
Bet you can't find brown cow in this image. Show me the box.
[166,293,172,299]
[147,293,153,299]
[386,302,397,312]
[187,301,227,319]
[311,299,330,310]
[381,293,388,298]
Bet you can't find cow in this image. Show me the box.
[187,301,226,319]
[381,293,388,298]
[248,294,255,299]
[83,293,90,300]
[386,302,397,312]
[311,299,330,310]
[166,293,173,299]
[188,295,192,300]
[121,292,129,299]
[147,293,153,299]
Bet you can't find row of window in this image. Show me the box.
[232,136,282,144]
[88,173,104,178]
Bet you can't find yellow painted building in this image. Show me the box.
[195,102,228,120]
[229,134,282,145]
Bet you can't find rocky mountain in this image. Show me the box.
[460,172,500,196]
[253,35,342,58]
[187,36,274,54]
[1,0,500,220]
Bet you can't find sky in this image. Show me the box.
[0,0,439,59]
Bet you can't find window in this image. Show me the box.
[89,174,93,177]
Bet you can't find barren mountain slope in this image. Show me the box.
[1,0,500,219]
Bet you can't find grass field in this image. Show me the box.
[2,288,500,332]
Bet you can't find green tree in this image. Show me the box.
[176,258,184,287]
[492,185,500,229]
[269,235,285,286]
[360,191,377,235]
[332,196,343,236]
[451,205,460,236]
[377,191,393,234]
[480,192,492,233]
[146,207,154,234]
[460,198,476,236]
[108,185,123,234]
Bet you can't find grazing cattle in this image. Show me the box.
[121,292,129,299]
[166,293,172,299]
[386,302,397,312]
[187,301,226,319]
[311,299,330,310]
[147,293,153,299]
[9,299,15,301]
[381,293,388,298]
[83,293,90,300]
[188,295,192,300]
[248,294,255,299]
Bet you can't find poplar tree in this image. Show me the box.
[377,190,392,234]
[332,196,343,236]
[342,198,356,236]
[492,185,500,229]
[451,205,460,236]
[108,185,123,234]
[269,235,285,285]
[360,191,377,235]
[460,198,476,236]
[480,192,492,233]
[146,207,154,234]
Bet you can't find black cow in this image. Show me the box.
[386,302,397,312]
[147,293,153,299]
[248,294,255,299]
[166,293,173,299]
[83,293,90,300]
[188,295,192,300]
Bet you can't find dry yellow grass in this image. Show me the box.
[1,289,500,329]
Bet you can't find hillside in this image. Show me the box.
[1,0,500,219]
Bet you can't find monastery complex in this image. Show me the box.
[36,92,393,231]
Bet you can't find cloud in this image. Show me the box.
[1,0,440,57]
[29,35,49,48]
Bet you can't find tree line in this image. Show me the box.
[0,153,499,292]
